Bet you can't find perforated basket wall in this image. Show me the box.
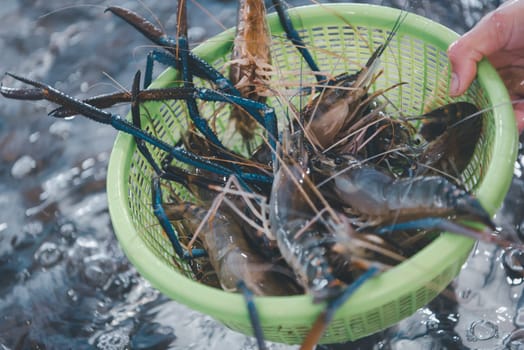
[107,4,517,345]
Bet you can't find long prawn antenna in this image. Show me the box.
[365,7,409,70]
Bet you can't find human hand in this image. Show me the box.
[447,0,524,133]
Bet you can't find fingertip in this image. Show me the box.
[447,51,478,96]
[448,66,473,97]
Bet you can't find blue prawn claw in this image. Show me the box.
[316,153,497,244]
[376,218,509,248]
[106,6,238,93]
[151,177,207,260]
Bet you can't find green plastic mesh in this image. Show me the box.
[107,4,517,345]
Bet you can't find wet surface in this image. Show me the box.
[0,0,521,349]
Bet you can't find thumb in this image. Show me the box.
[447,39,481,97]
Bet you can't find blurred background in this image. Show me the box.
[2,0,523,349]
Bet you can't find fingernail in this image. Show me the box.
[450,72,460,96]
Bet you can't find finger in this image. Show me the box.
[448,2,521,96]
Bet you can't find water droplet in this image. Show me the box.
[503,249,524,285]
[188,26,206,42]
[16,268,31,282]
[504,249,524,272]
[96,300,109,313]
[59,222,77,243]
[103,272,133,297]
[515,308,524,327]
[82,255,116,288]
[76,236,99,250]
[96,330,130,350]
[49,120,72,139]
[34,242,62,268]
[391,339,421,349]
[81,157,95,170]
[426,318,440,331]
[466,320,498,342]
[518,219,524,238]
[23,221,43,236]
[29,131,40,143]
[11,155,36,178]
[67,288,78,303]
[507,276,523,286]
[80,81,89,92]
[460,288,472,300]
[131,323,175,349]
[458,288,479,304]
[97,152,109,162]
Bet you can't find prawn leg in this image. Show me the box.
[0,73,274,186]
[108,2,274,171]
[271,0,325,82]
[106,6,238,93]
[300,265,380,350]
[129,70,166,176]
[149,85,279,161]
[55,4,281,158]
[51,91,131,118]
[48,82,279,157]
[107,4,231,155]
[237,281,267,350]
[151,178,206,260]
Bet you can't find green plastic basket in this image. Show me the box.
[107,3,517,345]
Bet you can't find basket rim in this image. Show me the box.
[106,2,517,341]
